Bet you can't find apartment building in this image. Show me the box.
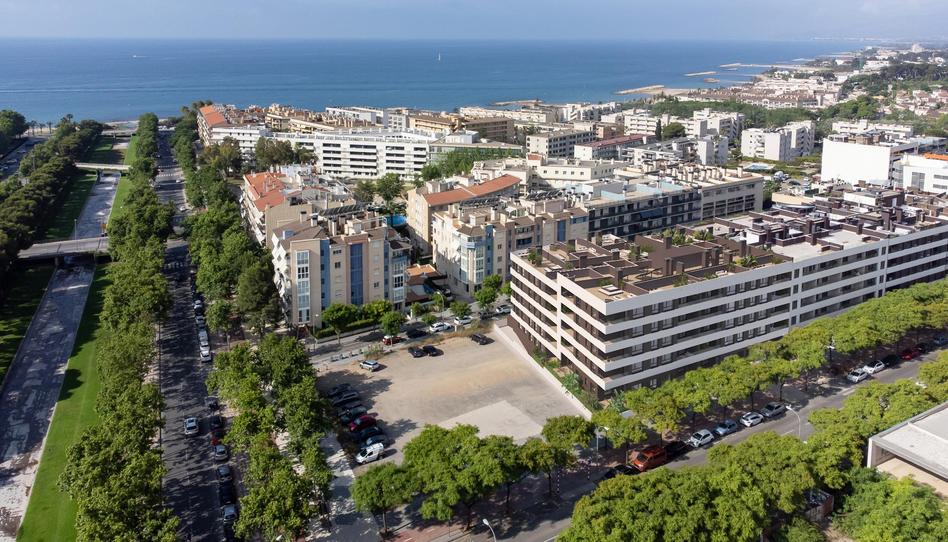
[574,134,653,160]
[623,136,728,167]
[901,153,948,193]
[459,106,557,124]
[527,129,596,157]
[431,198,588,296]
[471,154,626,190]
[265,104,375,134]
[510,193,948,397]
[740,121,815,162]
[690,108,745,140]
[577,181,702,239]
[269,128,439,179]
[270,213,410,328]
[463,116,516,142]
[831,120,914,139]
[197,104,268,157]
[821,131,947,185]
[405,174,523,254]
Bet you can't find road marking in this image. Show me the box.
[841,388,856,396]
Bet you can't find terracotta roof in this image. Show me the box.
[244,172,288,200]
[422,175,521,207]
[255,190,286,212]
[923,153,948,162]
[199,105,228,128]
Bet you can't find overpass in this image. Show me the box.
[75,162,130,172]
[17,236,110,262]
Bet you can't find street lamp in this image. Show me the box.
[482,518,497,542]
[786,404,803,441]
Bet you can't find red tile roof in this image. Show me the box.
[422,174,521,207]
[244,172,288,211]
[199,105,228,128]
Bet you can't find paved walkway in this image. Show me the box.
[0,265,94,539]
[311,434,378,542]
[0,173,118,540]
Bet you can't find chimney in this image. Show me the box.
[823,215,830,229]
[713,247,722,265]
[895,208,904,223]
[739,239,748,257]
[702,250,712,268]
[856,223,863,235]
[675,261,685,275]
[724,252,733,266]
[808,234,817,246]
[664,257,673,276]
[664,236,672,249]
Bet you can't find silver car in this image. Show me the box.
[740,411,764,427]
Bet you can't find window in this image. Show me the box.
[334,262,341,269]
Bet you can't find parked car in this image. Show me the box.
[429,322,451,333]
[200,349,212,363]
[184,417,199,436]
[663,440,689,460]
[339,406,368,425]
[882,354,900,367]
[408,346,426,358]
[328,383,353,398]
[740,411,764,427]
[356,426,385,445]
[208,415,224,431]
[362,434,388,449]
[331,391,360,407]
[205,396,220,410]
[382,335,403,346]
[761,402,786,418]
[193,299,204,311]
[494,305,512,315]
[847,367,869,383]
[221,504,238,524]
[863,360,886,375]
[630,445,668,472]
[932,335,948,347]
[216,464,233,483]
[421,345,442,356]
[599,464,638,481]
[406,328,428,339]
[453,315,473,326]
[470,333,490,345]
[195,315,206,327]
[218,482,236,505]
[359,359,380,372]
[356,443,385,465]
[334,399,363,414]
[348,415,377,433]
[917,342,931,354]
[713,419,740,437]
[213,444,229,462]
[198,330,210,348]
[686,429,715,448]
[901,347,921,360]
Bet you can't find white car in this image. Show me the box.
[200,349,213,363]
[740,411,764,427]
[494,305,512,315]
[863,360,886,375]
[686,429,715,448]
[355,442,385,464]
[183,417,199,436]
[453,315,473,326]
[847,367,870,384]
[429,321,451,333]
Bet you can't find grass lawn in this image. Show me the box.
[39,171,97,240]
[110,135,138,218]
[17,267,110,542]
[83,136,126,165]
[0,264,54,384]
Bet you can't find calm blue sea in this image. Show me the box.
[0,39,854,123]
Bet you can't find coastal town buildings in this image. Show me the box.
[821,130,946,185]
[901,153,948,193]
[623,136,730,167]
[510,190,948,396]
[527,129,596,157]
[740,121,816,162]
[573,134,654,160]
[197,104,268,157]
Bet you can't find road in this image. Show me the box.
[0,137,41,180]
[155,131,226,541]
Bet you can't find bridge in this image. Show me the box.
[17,237,110,262]
[75,162,130,172]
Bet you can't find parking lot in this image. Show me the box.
[315,329,587,471]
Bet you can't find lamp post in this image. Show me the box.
[786,404,803,441]
[482,518,497,542]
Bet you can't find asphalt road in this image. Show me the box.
[156,131,226,542]
[0,137,40,180]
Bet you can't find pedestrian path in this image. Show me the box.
[311,434,379,541]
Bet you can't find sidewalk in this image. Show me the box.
[311,434,378,542]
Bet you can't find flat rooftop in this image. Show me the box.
[871,401,948,482]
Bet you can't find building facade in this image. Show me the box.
[527,129,596,158]
[740,121,815,162]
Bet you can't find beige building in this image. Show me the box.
[527,129,596,157]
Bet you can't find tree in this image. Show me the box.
[206,300,233,342]
[361,299,393,323]
[450,301,471,320]
[590,407,648,452]
[542,415,594,450]
[774,518,826,542]
[482,274,503,291]
[481,435,526,515]
[236,437,315,541]
[352,180,376,204]
[352,463,418,534]
[380,311,406,337]
[519,437,574,496]
[321,303,359,344]
[431,292,446,314]
[410,302,426,321]
[500,281,512,297]
[374,173,404,212]
[235,260,276,318]
[421,312,438,328]
[661,121,686,139]
[474,286,498,314]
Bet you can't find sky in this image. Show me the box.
[2,0,947,41]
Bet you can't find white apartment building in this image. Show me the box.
[470,155,628,190]
[527,129,596,157]
[901,153,948,193]
[197,104,268,157]
[510,195,948,397]
[574,134,653,160]
[740,121,815,162]
[270,128,439,179]
[821,132,947,185]
[459,106,556,124]
[831,120,914,139]
[623,137,728,167]
[325,106,386,125]
[691,108,745,140]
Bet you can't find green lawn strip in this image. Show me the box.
[110,135,138,219]
[18,267,110,542]
[83,136,125,165]
[39,171,98,240]
[0,264,54,383]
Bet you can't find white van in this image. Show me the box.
[198,330,209,348]
[355,443,385,465]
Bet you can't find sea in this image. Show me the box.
[0,39,857,123]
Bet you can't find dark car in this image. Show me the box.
[216,464,233,483]
[208,415,224,431]
[932,335,948,347]
[882,353,900,367]
[901,347,922,360]
[331,391,360,407]
[917,343,931,354]
[218,482,236,505]
[663,440,689,460]
[205,396,220,410]
[362,434,388,448]
[356,426,385,445]
[334,399,363,415]
[421,345,442,356]
[599,464,638,482]
[348,415,377,433]
[408,346,426,358]
[338,405,369,424]
[470,333,490,345]
[406,328,428,339]
[328,383,353,398]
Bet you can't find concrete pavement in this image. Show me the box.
[312,434,379,541]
